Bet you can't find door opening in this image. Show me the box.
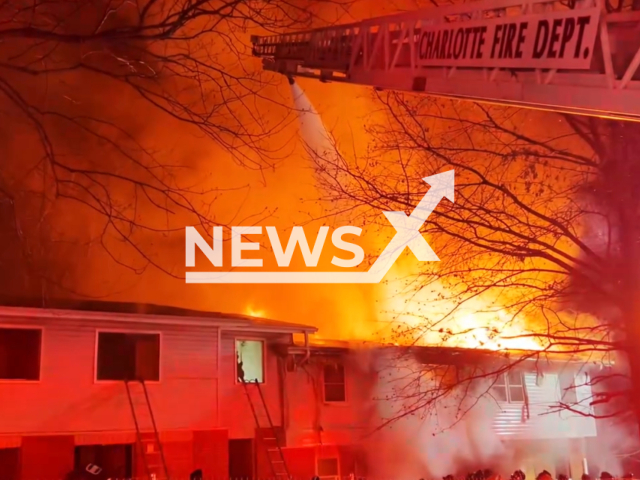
[74,444,133,478]
[229,438,254,480]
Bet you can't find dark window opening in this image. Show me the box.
[228,439,254,479]
[491,371,526,403]
[74,444,133,478]
[318,458,339,478]
[97,332,160,381]
[0,327,41,380]
[323,363,346,403]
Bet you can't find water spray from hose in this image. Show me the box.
[289,78,337,164]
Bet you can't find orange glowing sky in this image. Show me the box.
[23,0,600,352]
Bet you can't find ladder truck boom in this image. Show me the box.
[251,0,640,121]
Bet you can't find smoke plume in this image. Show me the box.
[361,350,509,479]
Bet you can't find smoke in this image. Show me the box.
[564,121,640,473]
[360,350,510,479]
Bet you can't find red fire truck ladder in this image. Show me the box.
[241,379,291,480]
[251,0,640,121]
[124,379,171,480]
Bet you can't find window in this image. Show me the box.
[323,363,346,403]
[0,327,41,380]
[317,457,339,480]
[559,370,579,405]
[491,371,525,403]
[96,332,160,381]
[236,339,264,383]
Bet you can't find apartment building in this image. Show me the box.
[0,299,616,480]
[0,299,315,480]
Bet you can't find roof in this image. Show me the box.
[0,296,317,334]
[290,336,609,365]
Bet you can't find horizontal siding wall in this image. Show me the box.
[285,356,373,447]
[218,334,283,439]
[0,315,219,435]
[493,372,597,439]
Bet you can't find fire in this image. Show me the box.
[448,313,543,351]
[380,260,546,352]
[385,306,545,352]
[245,306,267,318]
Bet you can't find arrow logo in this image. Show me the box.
[186,170,455,284]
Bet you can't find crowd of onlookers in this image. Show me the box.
[434,469,635,480]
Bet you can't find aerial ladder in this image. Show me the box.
[251,0,640,121]
[124,379,171,480]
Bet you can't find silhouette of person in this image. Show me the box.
[237,354,245,382]
[512,470,526,480]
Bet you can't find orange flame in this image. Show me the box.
[379,260,545,352]
[245,305,267,318]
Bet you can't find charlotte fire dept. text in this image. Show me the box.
[415,8,599,69]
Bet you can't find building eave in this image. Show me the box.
[283,339,612,366]
[0,305,317,335]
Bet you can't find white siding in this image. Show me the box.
[284,355,374,446]
[493,372,597,439]
[0,315,219,435]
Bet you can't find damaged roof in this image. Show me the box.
[288,335,609,365]
[0,296,317,334]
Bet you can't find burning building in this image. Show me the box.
[0,299,623,480]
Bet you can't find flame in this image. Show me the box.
[245,305,266,318]
[380,259,546,352]
[445,313,543,351]
[387,306,545,352]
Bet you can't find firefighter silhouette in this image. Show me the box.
[237,352,245,382]
[511,470,526,480]
[537,471,553,480]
